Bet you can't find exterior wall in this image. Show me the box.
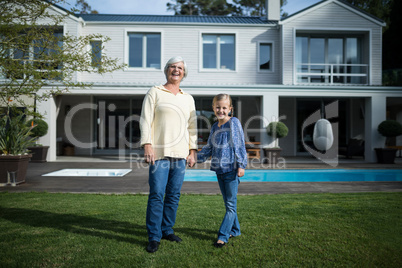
[0,96,34,108]
[46,6,81,37]
[47,5,82,83]
[281,1,383,85]
[78,23,281,85]
[31,0,402,163]
[47,85,402,162]
[370,26,382,85]
[278,24,284,84]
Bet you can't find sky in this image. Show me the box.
[60,0,322,17]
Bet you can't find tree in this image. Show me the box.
[344,0,393,32]
[233,0,265,16]
[167,0,241,16]
[166,0,288,17]
[0,0,124,117]
[382,0,402,79]
[74,0,98,14]
[343,0,400,85]
[167,0,200,15]
[198,0,241,16]
[233,0,288,17]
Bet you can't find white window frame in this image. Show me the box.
[124,29,163,71]
[257,41,274,73]
[199,31,237,72]
[89,39,102,69]
[2,27,65,80]
[292,27,371,85]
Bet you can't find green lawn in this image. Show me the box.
[0,192,401,267]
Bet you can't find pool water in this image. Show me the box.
[184,169,402,182]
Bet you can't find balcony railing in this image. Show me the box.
[296,63,368,85]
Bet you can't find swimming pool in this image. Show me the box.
[184,169,402,182]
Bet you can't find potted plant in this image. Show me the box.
[375,120,402,164]
[26,118,49,162]
[263,121,289,164]
[0,112,35,186]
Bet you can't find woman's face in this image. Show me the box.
[166,61,185,83]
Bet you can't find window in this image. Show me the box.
[33,31,63,75]
[295,34,366,84]
[90,40,102,68]
[128,33,161,69]
[4,29,63,80]
[259,43,272,71]
[9,44,29,79]
[202,34,235,70]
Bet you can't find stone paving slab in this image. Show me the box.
[1,161,401,194]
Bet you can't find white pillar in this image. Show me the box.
[397,110,402,146]
[365,95,386,162]
[37,96,57,161]
[261,93,279,147]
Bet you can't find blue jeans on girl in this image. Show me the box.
[146,158,186,242]
[216,170,241,243]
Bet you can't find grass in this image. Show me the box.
[0,192,401,267]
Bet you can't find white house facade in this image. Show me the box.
[35,0,402,163]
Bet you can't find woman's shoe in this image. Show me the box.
[213,241,226,248]
[146,241,160,253]
[162,233,182,243]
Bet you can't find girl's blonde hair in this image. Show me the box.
[212,93,234,116]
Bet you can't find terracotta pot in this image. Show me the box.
[28,146,49,163]
[0,154,32,186]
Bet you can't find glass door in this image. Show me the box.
[95,97,143,153]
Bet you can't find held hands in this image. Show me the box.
[144,146,196,167]
[237,168,245,178]
[186,150,196,167]
[144,144,155,165]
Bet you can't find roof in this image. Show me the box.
[76,14,276,25]
[282,0,385,25]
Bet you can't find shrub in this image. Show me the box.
[377,120,402,138]
[266,122,289,139]
[26,118,48,138]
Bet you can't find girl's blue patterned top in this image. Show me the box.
[197,117,247,174]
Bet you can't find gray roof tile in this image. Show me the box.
[77,14,276,25]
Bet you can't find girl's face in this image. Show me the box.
[213,99,232,121]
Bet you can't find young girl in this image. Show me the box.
[197,93,247,248]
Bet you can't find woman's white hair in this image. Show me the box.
[164,56,188,80]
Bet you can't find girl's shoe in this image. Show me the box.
[213,241,226,248]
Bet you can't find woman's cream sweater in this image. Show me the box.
[140,85,198,160]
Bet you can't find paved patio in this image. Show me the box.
[1,156,401,194]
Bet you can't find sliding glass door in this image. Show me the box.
[95,97,142,153]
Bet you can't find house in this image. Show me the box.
[34,0,402,163]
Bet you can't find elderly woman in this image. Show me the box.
[140,56,197,253]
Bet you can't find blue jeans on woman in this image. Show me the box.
[146,158,186,242]
[216,170,241,243]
